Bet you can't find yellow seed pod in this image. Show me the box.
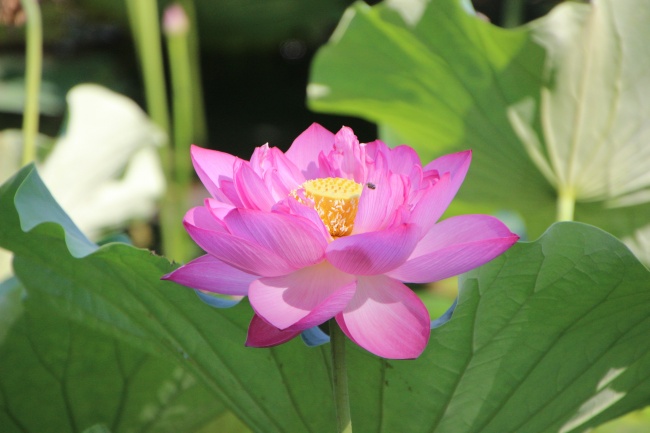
[302,177,362,237]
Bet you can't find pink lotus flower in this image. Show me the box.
[163,123,518,359]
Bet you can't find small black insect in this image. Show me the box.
[366,182,376,190]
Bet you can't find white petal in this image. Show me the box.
[38,84,166,238]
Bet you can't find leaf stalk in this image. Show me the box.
[19,0,42,166]
[557,187,575,222]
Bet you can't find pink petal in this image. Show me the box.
[283,197,332,241]
[162,254,256,295]
[218,179,244,207]
[249,143,273,176]
[191,145,236,198]
[248,261,357,330]
[354,152,409,233]
[285,123,335,178]
[361,139,383,160]
[336,274,430,359]
[233,161,276,211]
[258,145,305,182]
[364,140,420,177]
[423,150,471,205]
[250,145,305,200]
[224,209,327,269]
[184,222,295,277]
[326,224,420,275]
[331,126,366,182]
[388,144,421,176]
[184,206,226,232]
[204,198,235,221]
[408,173,452,232]
[245,314,301,347]
[353,153,390,233]
[388,214,519,283]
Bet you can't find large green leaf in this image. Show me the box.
[0,168,650,433]
[0,277,227,433]
[348,221,650,432]
[2,166,650,432]
[0,166,337,433]
[308,0,650,260]
[309,0,552,231]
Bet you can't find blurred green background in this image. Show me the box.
[0,0,563,156]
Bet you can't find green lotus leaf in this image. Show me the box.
[309,0,650,262]
[2,161,650,432]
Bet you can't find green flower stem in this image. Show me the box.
[330,320,353,433]
[125,0,185,261]
[162,3,198,263]
[159,182,193,262]
[501,0,526,28]
[19,0,43,166]
[124,0,171,183]
[557,187,575,222]
[166,20,193,193]
[125,0,170,138]
[178,0,208,145]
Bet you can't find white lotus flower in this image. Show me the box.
[0,84,166,279]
